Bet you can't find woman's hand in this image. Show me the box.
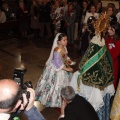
[63,67,73,72]
[67,67,73,72]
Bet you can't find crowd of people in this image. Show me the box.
[0,0,119,40]
[0,0,120,120]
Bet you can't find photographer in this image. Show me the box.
[0,79,45,120]
[59,86,99,120]
[79,16,95,56]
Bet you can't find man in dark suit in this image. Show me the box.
[0,79,45,120]
[38,0,52,39]
[59,86,99,120]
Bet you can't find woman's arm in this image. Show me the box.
[52,51,73,72]
[52,51,64,71]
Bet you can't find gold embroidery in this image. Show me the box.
[78,43,114,89]
[94,11,109,36]
[81,53,113,88]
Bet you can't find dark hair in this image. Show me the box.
[58,33,67,41]
[96,1,102,7]
[89,4,96,12]
[106,5,116,15]
[68,2,74,8]
[83,0,88,4]
[107,3,116,8]
[0,87,21,110]
[106,21,120,42]
[74,0,78,3]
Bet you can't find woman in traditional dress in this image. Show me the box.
[35,33,75,108]
[70,12,115,120]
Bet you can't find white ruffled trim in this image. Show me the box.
[70,71,115,111]
[91,35,105,46]
[77,81,115,111]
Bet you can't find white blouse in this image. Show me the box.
[116,12,120,24]
[84,12,99,24]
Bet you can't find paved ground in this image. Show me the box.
[0,35,81,120]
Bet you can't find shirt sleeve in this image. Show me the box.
[84,12,89,24]
[52,51,64,71]
[24,106,45,120]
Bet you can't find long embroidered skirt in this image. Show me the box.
[35,63,72,108]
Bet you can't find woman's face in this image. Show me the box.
[108,26,115,36]
[19,2,24,8]
[68,4,73,11]
[55,1,59,8]
[59,36,68,46]
[38,0,42,5]
[96,2,101,9]
[90,6,96,13]
[33,0,37,6]
[107,7,113,16]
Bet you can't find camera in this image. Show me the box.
[87,24,94,31]
[13,68,27,86]
[86,24,95,35]
[20,81,33,101]
[13,68,33,101]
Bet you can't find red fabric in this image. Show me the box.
[105,36,120,89]
[67,9,73,17]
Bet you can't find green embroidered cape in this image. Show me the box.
[78,42,114,90]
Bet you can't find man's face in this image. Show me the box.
[83,2,88,8]
[107,7,113,16]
